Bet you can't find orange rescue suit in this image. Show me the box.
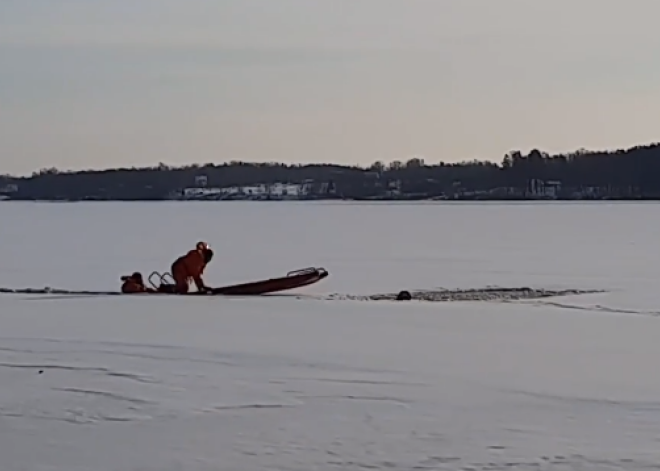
[171,249,207,293]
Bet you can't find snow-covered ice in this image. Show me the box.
[1,201,660,470]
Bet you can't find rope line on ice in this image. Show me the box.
[0,286,604,302]
[328,287,605,302]
[0,287,122,296]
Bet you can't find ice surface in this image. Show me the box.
[2,201,660,470]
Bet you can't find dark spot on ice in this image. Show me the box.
[396,290,412,301]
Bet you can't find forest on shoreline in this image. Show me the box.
[1,142,659,200]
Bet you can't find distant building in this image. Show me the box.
[194,175,208,187]
[0,183,18,201]
[175,181,313,200]
[528,179,561,199]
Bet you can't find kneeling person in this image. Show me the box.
[170,241,214,294]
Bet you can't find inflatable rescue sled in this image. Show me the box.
[147,267,329,296]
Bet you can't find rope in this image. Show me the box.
[0,287,122,296]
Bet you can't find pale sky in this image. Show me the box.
[1,0,660,175]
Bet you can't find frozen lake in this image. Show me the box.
[1,201,660,470]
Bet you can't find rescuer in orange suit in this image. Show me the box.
[170,241,214,294]
[120,272,155,294]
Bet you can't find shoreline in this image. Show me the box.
[2,197,660,203]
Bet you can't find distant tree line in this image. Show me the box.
[1,142,660,200]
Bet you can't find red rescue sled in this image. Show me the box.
[147,267,329,296]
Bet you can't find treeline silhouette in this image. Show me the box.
[1,142,659,200]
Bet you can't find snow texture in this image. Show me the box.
[1,201,660,471]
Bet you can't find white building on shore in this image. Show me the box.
[174,181,314,200]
